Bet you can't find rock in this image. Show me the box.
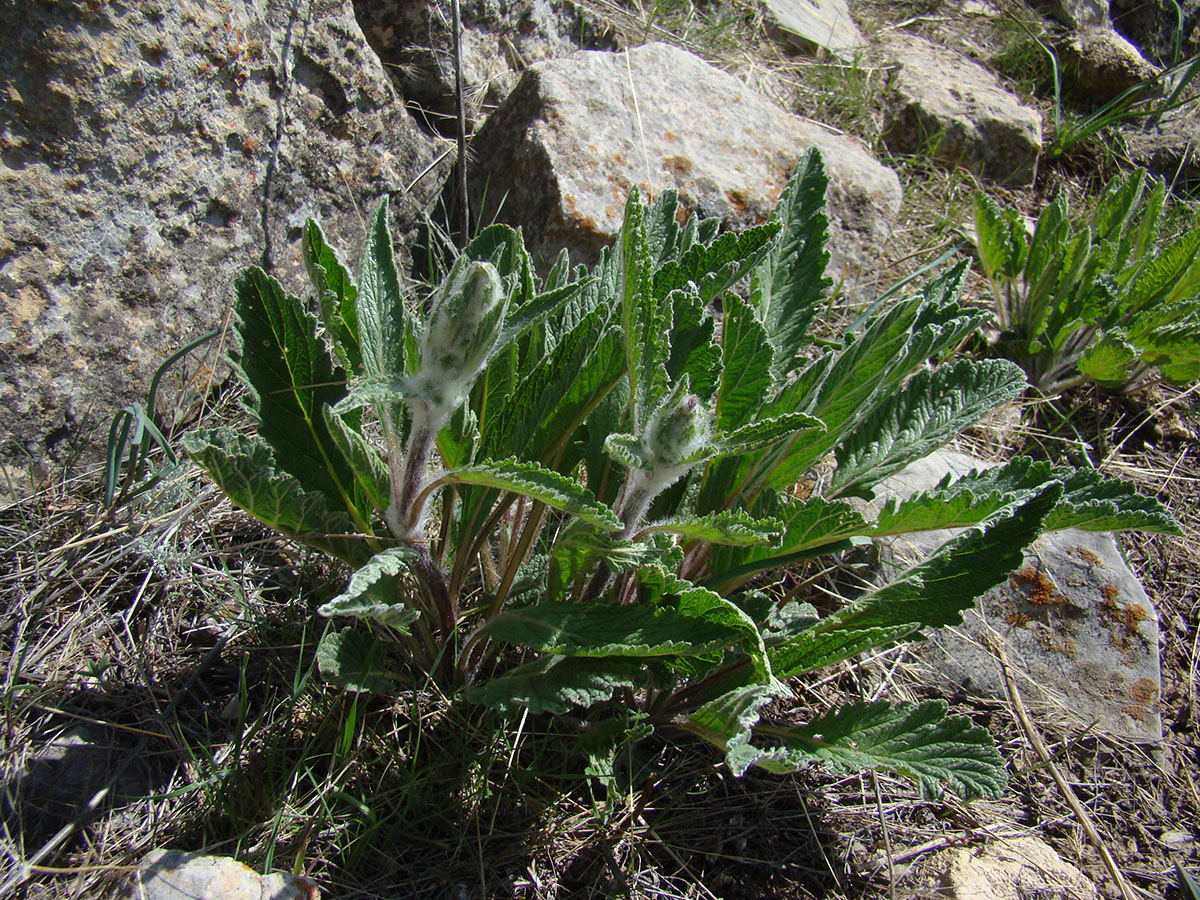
[760,0,867,60]
[0,0,449,475]
[128,850,318,900]
[352,0,618,134]
[1112,0,1200,67]
[468,42,902,281]
[882,33,1043,185]
[1123,106,1200,195]
[929,836,1098,900]
[1037,0,1109,30]
[1058,26,1160,101]
[872,450,1164,742]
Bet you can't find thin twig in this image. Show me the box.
[987,636,1139,900]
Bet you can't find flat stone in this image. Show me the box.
[127,850,318,900]
[468,42,901,282]
[872,450,1164,742]
[760,0,867,60]
[882,33,1043,185]
[0,0,450,476]
[929,836,1098,900]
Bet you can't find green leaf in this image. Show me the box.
[830,359,1027,499]
[974,192,1023,280]
[466,655,650,715]
[485,306,624,464]
[182,426,372,565]
[770,484,1062,676]
[323,404,390,515]
[684,682,788,774]
[665,287,722,400]
[547,520,668,601]
[357,199,411,380]
[706,412,825,460]
[716,294,775,431]
[637,510,783,547]
[708,495,867,593]
[437,457,621,530]
[755,700,1007,799]
[653,223,781,304]
[303,218,361,373]
[751,148,833,377]
[879,457,1179,535]
[317,627,396,693]
[1078,334,1139,386]
[231,267,361,520]
[604,432,651,470]
[617,190,670,428]
[318,546,421,631]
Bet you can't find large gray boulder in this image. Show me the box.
[468,42,902,281]
[872,450,1163,742]
[0,0,449,474]
[1058,26,1159,101]
[882,33,1043,185]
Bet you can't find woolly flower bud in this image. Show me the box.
[417,258,507,412]
[643,389,711,470]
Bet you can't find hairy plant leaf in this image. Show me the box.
[751,148,833,377]
[318,546,421,630]
[755,700,1006,799]
[303,218,361,372]
[467,656,650,715]
[323,404,390,514]
[653,223,781,304]
[830,359,1027,499]
[182,426,372,565]
[684,682,788,775]
[547,520,668,601]
[357,199,411,380]
[708,495,867,592]
[437,457,620,530]
[706,412,825,460]
[666,287,722,400]
[716,294,774,431]
[317,627,396,693]
[770,484,1062,677]
[637,510,783,547]
[231,267,360,517]
[616,190,669,428]
[879,457,1179,535]
[1078,334,1139,386]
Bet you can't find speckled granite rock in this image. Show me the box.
[468,42,902,282]
[0,0,449,474]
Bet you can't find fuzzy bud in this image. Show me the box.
[642,390,711,470]
[417,259,507,413]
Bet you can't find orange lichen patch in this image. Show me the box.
[1100,592,1148,643]
[663,155,693,177]
[1069,546,1103,567]
[1101,583,1119,603]
[1005,611,1031,627]
[1011,566,1064,605]
[1130,676,1158,705]
[1123,677,1159,722]
[1037,630,1077,658]
[663,130,678,143]
[1122,703,1147,722]
[725,189,750,217]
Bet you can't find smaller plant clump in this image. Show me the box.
[182,149,1177,801]
[976,167,1200,395]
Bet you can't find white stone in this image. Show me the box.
[760,0,867,60]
